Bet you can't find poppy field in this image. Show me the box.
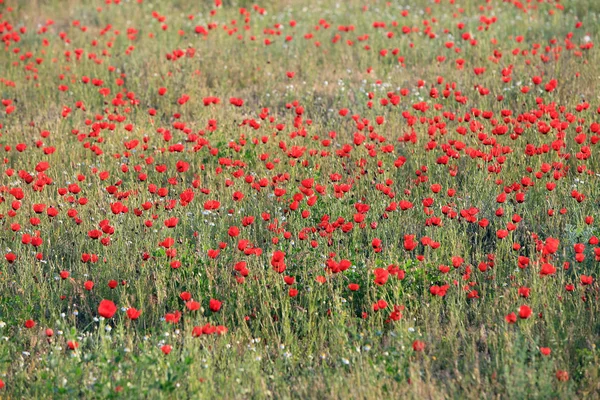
[1,0,600,397]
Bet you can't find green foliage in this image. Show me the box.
[0,0,599,398]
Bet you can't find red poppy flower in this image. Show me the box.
[98,300,117,319]
[412,340,425,352]
[126,308,142,320]
[348,283,360,291]
[518,305,532,319]
[540,347,551,356]
[556,370,569,382]
[505,313,517,324]
[209,299,222,312]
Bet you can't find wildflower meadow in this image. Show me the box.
[0,0,599,398]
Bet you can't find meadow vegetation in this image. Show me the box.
[0,0,599,398]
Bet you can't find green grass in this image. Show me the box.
[0,0,599,398]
